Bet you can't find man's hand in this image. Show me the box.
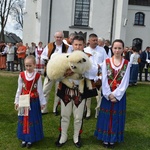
[64,68,74,77]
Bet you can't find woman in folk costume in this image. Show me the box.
[0,42,7,70]
[94,39,130,148]
[14,55,46,148]
[35,41,45,74]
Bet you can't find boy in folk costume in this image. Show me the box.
[55,35,98,148]
[14,55,46,148]
[35,41,45,74]
[94,39,130,148]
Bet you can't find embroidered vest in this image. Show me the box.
[106,58,128,91]
[37,48,43,56]
[20,72,40,98]
[47,42,69,59]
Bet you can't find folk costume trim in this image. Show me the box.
[36,48,44,69]
[20,72,40,98]
[19,72,40,134]
[106,58,128,91]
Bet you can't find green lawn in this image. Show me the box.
[0,71,150,150]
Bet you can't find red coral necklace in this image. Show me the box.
[112,56,122,67]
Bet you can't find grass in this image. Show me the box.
[0,71,150,150]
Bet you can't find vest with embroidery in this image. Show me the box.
[20,72,40,98]
[47,42,69,59]
[106,58,128,91]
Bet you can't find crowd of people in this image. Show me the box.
[0,31,150,149]
[0,41,45,74]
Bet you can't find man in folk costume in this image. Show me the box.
[55,35,98,148]
[41,31,69,114]
[84,33,108,119]
[63,33,76,46]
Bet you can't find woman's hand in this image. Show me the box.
[110,98,117,103]
[108,94,115,100]
[14,104,19,110]
[41,105,45,110]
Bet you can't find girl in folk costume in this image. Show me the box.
[14,55,46,148]
[94,39,130,148]
[35,42,45,74]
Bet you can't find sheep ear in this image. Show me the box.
[82,58,86,62]
[66,55,69,58]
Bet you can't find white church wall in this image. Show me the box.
[113,0,128,42]
[23,0,40,45]
[126,5,150,50]
[49,0,114,43]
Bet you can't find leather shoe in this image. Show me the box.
[55,141,65,147]
[85,116,90,120]
[53,111,59,116]
[74,141,82,148]
[102,142,109,148]
[21,142,26,148]
[26,143,32,148]
[109,143,115,149]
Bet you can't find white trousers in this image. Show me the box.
[59,99,85,144]
[85,88,102,118]
[41,76,60,113]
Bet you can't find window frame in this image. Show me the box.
[74,0,91,27]
[134,12,145,26]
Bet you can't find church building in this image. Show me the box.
[23,0,150,50]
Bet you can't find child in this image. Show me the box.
[14,55,46,148]
[35,41,44,74]
[94,39,130,148]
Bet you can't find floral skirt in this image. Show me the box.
[17,98,44,143]
[94,94,126,143]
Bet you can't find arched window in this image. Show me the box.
[132,38,142,51]
[134,12,145,26]
[74,0,90,26]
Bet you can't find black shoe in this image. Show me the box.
[102,142,109,148]
[42,112,48,115]
[21,142,26,148]
[55,141,65,147]
[26,143,32,149]
[74,141,82,148]
[109,143,115,149]
[53,111,59,116]
[85,116,90,120]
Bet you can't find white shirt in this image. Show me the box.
[102,58,130,101]
[41,43,64,60]
[84,45,108,66]
[130,53,140,65]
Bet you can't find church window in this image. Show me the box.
[134,12,145,26]
[74,0,90,26]
[132,38,142,51]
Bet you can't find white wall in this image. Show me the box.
[126,5,150,49]
[49,0,113,43]
[23,0,150,48]
[23,0,42,45]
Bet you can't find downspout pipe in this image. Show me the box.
[110,0,115,43]
[48,0,53,43]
